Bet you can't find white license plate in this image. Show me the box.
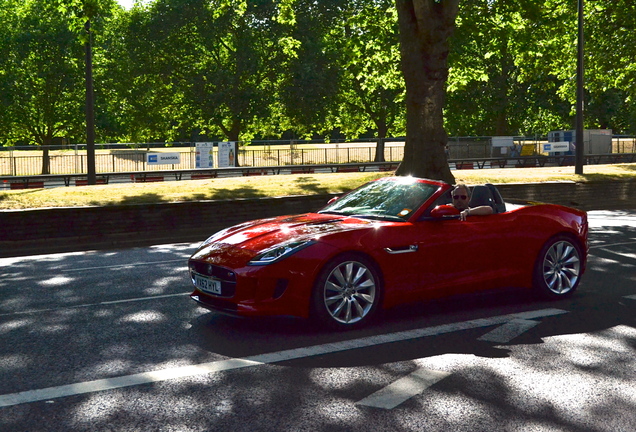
[193,274,222,295]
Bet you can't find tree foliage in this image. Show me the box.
[585,0,636,132]
[446,0,636,138]
[0,0,85,173]
[336,0,404,140]
[1,0,636,175]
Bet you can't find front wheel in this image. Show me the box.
[533,236,582,298]
[311,254,382,330]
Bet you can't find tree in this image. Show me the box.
[0,0,85,174]
[0,1,16,144]
[447,0,636,138]
[445,0,575,137]
[185,0,282,141]
[98,1,191,143]
[126,0,287,143]
[275,0,345,139]
[584,0,636,133]
[394,0,459,183]
[335,0,405,145]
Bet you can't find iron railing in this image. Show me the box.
[1,136,635,177]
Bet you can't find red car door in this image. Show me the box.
[362,222,436,308]
[411,212,519,299]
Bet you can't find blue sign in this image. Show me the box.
[148,155,158,163]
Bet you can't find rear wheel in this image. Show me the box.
[533,235,582,298]
[311,254,381,330]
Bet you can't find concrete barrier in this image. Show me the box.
[1,179,634,258]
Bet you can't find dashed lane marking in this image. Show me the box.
[357,316,550,409]
[477,318,541,343]
[0,292,192,317]
[0,308,567,408]
[589,240,636,250]
[356,368,451,409]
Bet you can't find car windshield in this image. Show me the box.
[318,178,439,221]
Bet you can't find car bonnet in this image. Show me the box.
[193,213,374,256]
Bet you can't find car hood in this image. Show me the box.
[191,213,375,258]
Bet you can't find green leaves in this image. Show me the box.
[446,0,636,135]
[2,0,636,149]
[1,0,85,148]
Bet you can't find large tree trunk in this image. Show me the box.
[220,117,242,167]
[374,138,386,162]
[374,120,388,162]
[394,0,459,185]
[41,135,52,175]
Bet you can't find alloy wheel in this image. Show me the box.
[323,260,377,325]
[542,240,581,295]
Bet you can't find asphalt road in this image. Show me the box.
[0,210,635,431]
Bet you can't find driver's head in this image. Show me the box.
[452,184,471,211]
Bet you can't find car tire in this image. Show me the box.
[311,253,382,330]
[533,235,583,298]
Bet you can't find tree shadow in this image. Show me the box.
[201,186,268,200]
[85,187,267,207]
[292,176,331,195]
[617,163,636,171]
[95,192,167,206]
[580,172,636,181]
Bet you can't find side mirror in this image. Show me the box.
[430,205,460,218]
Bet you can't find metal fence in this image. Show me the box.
[1,136,635,176]
[0,143,406,176]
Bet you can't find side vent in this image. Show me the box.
[273,279,289,299]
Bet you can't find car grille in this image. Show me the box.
[189,260,237,298]
[189,261,237,282]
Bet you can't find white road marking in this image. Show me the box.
[592,248,636,260]
[61,259,187,272]
[0,292,192,317]
[357,316,552,409]
[588,240,636,250]
[0,358,262,408]
[0,259,188,281]
[0,308,567,408]
[356,368,451,409]
[477,318,540,343]
[625,295,636,300]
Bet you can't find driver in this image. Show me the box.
[451,184,493,221]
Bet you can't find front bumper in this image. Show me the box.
[184,257,320,318]
[189,270,303,318]
[187,243,335,319]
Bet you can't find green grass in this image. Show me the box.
[1,163,635,210]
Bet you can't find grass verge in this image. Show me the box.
[1,163,635,210]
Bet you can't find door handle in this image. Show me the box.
[384,245,418,254]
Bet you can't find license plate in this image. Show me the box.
[193,274,222,295]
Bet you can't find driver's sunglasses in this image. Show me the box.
[453,194,468,200]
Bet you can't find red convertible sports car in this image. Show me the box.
[188,177,588,330]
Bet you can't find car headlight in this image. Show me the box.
[248,240,315,266]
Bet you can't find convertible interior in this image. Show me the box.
[424,184,509,219]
